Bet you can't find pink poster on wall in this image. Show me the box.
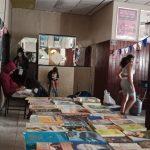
[116,7,138,40]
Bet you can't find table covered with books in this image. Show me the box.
[23,97,150,150]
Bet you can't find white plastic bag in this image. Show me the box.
[103,90,116,105]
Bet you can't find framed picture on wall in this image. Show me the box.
[116,7,138,41]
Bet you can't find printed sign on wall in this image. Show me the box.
[116,7,138,40]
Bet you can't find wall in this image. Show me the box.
[91,2,113,44]
[112,1,150,40]
[93,41,110,100]
[38,66,74,97]
[11,8,91,57]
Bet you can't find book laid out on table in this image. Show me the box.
[103,113,125,120]
[74,97,101,103]
[83,103,108,113]
[29,105,60,112]
[109,143,143,150]
[59,105,89,115]
[93,124,121,130]
[51,97,73,102]
[26,123,53,131]
[63,116,87,127]
[118,123,146,132]
[87,114,103,121]
[96,129,125,137]
[88,119,113,126]
[111,119,136,125]
[124,130,150,142]
[38,115,64,125]
[30,115,64,125]
[104,136,132,143]
[73,143,110,150]
[53,100,75,106]
[65,126,92,132]
[66,131,107,144]
[36,142,73,150]
[23,131,69,150]
[25,97,50,102]
[138,140,150,149]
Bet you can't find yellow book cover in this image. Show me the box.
[119,124,146,131]
[96,129,125,137]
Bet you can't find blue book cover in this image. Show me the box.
[23,131,69,150]
[67,131,106,145]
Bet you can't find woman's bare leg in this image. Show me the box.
[54,80,58,96]
[121,93,128,114]
[124,94,136,114]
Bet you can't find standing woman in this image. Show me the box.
[13,47,29,85]
[119,54,136,115]
[48,67,59,97]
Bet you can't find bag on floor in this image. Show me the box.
[103,90,116,105]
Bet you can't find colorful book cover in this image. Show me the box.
[87,114,103,120]
[36,142,73,150]
[138,140,150,148]
[111,119,135,125]
[96,129,125,137]
[73,143,110,150]
[53,100,75,106]
[63,116,87,126]
[67,131,106,144]
[124,130,150,142]
[74,97,101,103]
[104,136,132,143]
[83,103,103,112]
[23,131,69,150]
[60,105,89,115]
[51,126,68,132]
[119,124,146,131]
[93,125,121,130]
[103,113,125,120]
[65,126,92,132]
[26,123,53,131]
[89,119,113,125]
[109,143,143,150]
[38,115,64,125]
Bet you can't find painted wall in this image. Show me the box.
[91,2,114,44]
[11,8,91,57]
[112,1,150,41]
[38,66,92,96]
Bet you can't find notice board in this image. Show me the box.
[116,7,138,41]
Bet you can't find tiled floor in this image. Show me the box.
[0,110,27,150]
[0,110,146,150]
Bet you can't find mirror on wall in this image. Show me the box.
[38,34,79,66]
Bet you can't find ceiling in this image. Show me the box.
[11,0,150,16]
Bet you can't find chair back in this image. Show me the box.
[0,85,6,109]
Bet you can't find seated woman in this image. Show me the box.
[0,61,24,97]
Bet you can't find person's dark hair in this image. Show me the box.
[126,54,135,60]
[53,67,58,73]
[120,54,135,68]
[17,47,24,54]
